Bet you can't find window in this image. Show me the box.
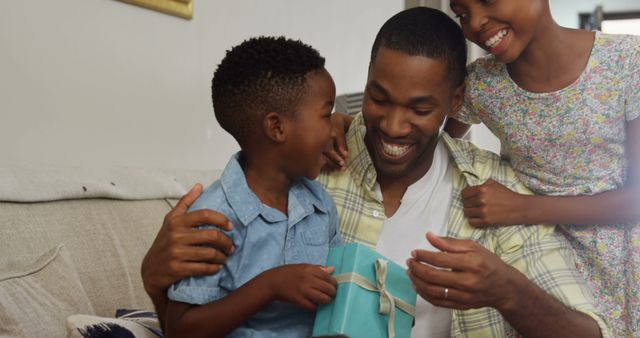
[580,6,640,35]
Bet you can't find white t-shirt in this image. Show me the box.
[375,140,453,338]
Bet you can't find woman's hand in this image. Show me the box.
[461,179,529,227]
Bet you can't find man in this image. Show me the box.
[142,7,609,338]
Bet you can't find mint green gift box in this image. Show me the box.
[312,243,417,338]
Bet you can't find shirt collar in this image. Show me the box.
[440,133,482,185]
[345,114,380,194]
[345,113,482,190]
[221,152,326,227]
[288,179,328,226]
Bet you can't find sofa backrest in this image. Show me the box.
[1,198,173,316]
[0,165,219,336]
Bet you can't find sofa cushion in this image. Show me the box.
[0,245,95,338]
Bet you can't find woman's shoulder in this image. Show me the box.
[466,55,506,85]
[594,32,640,58]
[467,55,502,74]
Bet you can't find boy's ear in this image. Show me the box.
[448,83,466,117]
[263,112,287,143]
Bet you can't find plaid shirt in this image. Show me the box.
[317,114,610,338]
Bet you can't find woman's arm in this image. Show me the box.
[462,118,640,226]
[444,118,471,138]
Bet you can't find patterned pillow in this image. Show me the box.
[67,309,163,338]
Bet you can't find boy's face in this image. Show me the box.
[285,69,336,180]
[363,47,463,182]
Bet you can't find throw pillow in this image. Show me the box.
[67,309,162,338]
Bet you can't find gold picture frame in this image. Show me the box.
[117,0,193,20]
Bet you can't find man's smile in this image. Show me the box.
[380,139,413,158]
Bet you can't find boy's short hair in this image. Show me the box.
[371,7,467,87]
[211,36,326,147]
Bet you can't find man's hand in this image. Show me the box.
[141,183,235,301]
[406,232,518,312]
[461,179,529,227]
[322,112,352,172]
[260,264,337,311]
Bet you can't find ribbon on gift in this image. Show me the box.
[334,259,415,338]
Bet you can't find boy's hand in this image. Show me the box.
[461,179,529,227]
[261,264,337,311]
[141,183,235,300]
[322,112,352,172]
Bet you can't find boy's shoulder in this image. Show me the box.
[189,179,230,212]
[297,178,336,213]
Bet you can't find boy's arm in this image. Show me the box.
[461,118,640,226]
[165,264,337,338]
[165,272,273,338]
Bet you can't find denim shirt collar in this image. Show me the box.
[221,152,327,227]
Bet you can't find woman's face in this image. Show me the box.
[450,0,547,63]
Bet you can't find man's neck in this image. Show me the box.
[377,145,437,218]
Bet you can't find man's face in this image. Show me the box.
[362,47,464,183]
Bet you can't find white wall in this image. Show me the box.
[0,0,402,170]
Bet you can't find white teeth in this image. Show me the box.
[485,30,507,49]
[381,141,411,157]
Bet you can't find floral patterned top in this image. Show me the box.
[456,31,640,197]
[455,32,640,337]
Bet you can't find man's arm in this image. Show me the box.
[407,232,605,338]
[165,264,337,338]
[141,184,235,327]
[322,112,354,172]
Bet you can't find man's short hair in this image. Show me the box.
[371,7,467,87]
[211,36,325,147]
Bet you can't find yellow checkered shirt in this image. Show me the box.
[317,114,610,337]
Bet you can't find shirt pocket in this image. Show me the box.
[301,227,330,246]
[299,227,330,265]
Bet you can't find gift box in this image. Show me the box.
[312,243,417,338]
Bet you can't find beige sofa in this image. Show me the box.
[0,165,220,337]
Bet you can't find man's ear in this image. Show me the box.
[448,83,465,117]
[263,112,287,143]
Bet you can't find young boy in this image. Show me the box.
[164,36,343,338]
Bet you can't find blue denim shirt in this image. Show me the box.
[168,152,343,338]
